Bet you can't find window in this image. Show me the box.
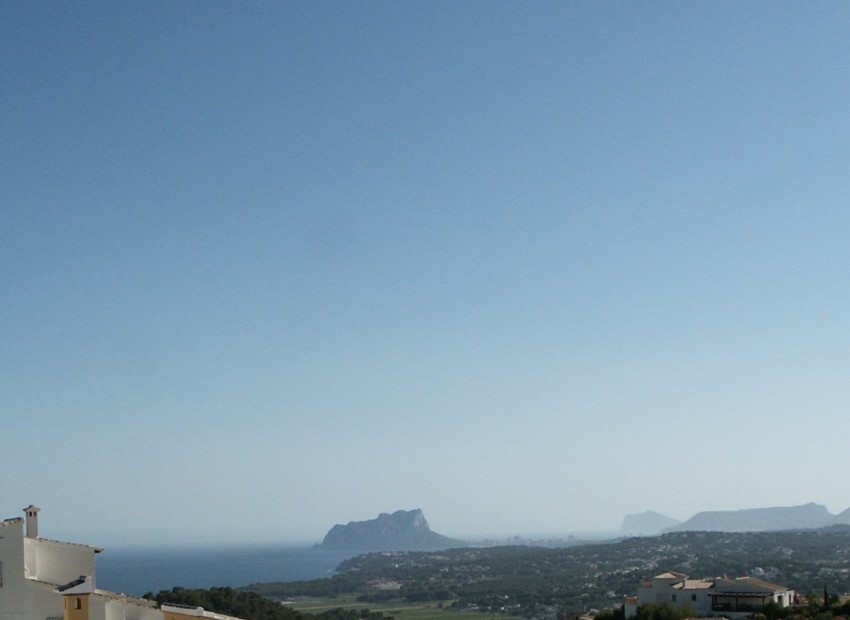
[672,595,677,602]
[75,598,82,610]
[692,594,697,602]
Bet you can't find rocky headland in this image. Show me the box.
[314,508,464,551]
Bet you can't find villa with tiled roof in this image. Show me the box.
[625,571,795,619]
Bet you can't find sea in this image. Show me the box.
[94,534,619,597]
[95,545,361,597]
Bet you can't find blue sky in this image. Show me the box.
[3,2,850,547]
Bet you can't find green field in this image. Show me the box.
[285,596,497,620]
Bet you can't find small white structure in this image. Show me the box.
[0,505,245,620]
[625,571,795,619]
[0,506,103,620]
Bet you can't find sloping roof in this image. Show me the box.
[93,589,158,609]
[707,576,791,596]
[56,576,89,593]
[161,603,245,620]
[673,579,714,590]
[735,577,791,592]
[56,575,96,595]
[656,571,689,579]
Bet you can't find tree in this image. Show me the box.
[633,602,694,620]
[762,600,787,620]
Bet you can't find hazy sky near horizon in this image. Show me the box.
[4,2,850,548]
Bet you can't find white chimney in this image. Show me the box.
[23,505,41,538]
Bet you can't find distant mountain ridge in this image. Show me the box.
[662,502,850,533]
[620,510,681,536]
[314,509,463,551]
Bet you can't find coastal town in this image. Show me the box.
[5,505,850,620]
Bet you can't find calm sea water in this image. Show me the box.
[95,545,360,597]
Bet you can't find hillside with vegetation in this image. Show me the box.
[245,526,850,619]
[144,587,390,620]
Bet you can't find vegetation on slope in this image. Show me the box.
[144,587,389,620]
[246,526,850,618]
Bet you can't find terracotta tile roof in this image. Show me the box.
[673,580,714,590]
[735,577,791,592]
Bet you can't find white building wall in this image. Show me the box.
[638,577,684,605]
[0,520,28,618]
[100,596,162,620]
[0,519,64,620]
[694,590,713,615]
[25,538,98,588]
[0,517,98,620]
[1,508,241,620]
[670,585,712,616]
[0,577,64,620]
[104,599,127,620]
[634,576,715,617]
[129,605,169,620]
[31,581,66,620]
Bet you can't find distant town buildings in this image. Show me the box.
[0,505,244,620]
[625,571,795,619]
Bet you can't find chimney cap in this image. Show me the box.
[23,505,41,538]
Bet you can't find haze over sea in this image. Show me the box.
[95,529,621,597]
[95,545,358,597]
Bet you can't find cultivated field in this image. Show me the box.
[286,596,496,620]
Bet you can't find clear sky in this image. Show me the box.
[3,1,850,548]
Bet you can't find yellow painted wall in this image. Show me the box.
[64,594,90,620]
[163,611,198,620]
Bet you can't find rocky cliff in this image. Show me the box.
[314,509,464,551]
[620,510,681,536]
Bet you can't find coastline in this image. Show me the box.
[96,544,359,596]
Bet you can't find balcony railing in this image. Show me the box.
[711,603,765,613]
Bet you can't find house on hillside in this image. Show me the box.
[0,505,244,620]
[624,571,795,619]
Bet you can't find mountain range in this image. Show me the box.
[316,503,850,553]
[621,502,850,535]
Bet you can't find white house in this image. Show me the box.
[0,505,244,620]
[624,571,795,619]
